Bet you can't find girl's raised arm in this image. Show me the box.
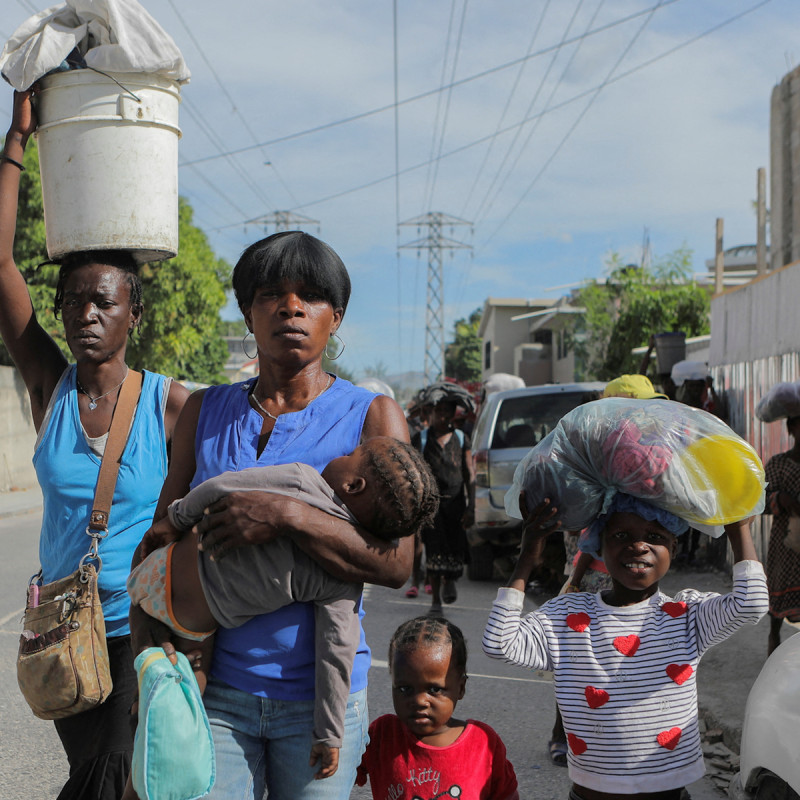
[0,91,68,425]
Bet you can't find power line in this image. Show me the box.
[209,0,772,230]
[422,0,459,213]
[424,0,470,212]
[471,0,589,225]
[480,0,665,249]
[181,98,274,212]
[458,0,552,219]
[180,0,679,168]
[393,0,403,371]
[165,0,291,212]
[473,0,605,228]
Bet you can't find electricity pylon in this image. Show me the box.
[245,211,320,234]
[399,212,472,382]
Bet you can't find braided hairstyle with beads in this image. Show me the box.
[388,616,468,676]
[361,438,439,540]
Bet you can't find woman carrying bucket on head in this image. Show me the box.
[0,89,189,800]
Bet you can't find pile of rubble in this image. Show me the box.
[700,718,740,795]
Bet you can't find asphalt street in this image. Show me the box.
[0,507,723,799]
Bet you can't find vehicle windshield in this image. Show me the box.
[490,391,599,449]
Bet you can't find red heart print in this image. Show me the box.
[613,634,640,656]
[666,664,693,685]
[584,686,609,708]
[567,733,588,755]
[566,613,591,632]
[662,602,688,618]
[657,727,682,750]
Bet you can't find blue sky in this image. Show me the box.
[2,0,798,378]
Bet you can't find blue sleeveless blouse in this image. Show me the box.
[33,366,170,636]
[192,375,376,699]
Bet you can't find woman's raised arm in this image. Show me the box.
[0,91,68,425]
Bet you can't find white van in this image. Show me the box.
[468,382,605,580]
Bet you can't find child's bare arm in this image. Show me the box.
[507,495,560,593]
[725,517,759,563]
[309,743,339,779]
[567,550,594,591]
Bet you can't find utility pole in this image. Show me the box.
[245,211,320,234]
[399,212,472,382]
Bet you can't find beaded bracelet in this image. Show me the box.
[0,154,25,171]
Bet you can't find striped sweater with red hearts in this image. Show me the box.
[482,561,767,796]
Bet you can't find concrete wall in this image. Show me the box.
[0,366,37,491]
[770,65,800,271]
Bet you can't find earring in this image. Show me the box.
[325,333,346,361]
[242,331,257,359]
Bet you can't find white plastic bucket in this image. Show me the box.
[35,69,181,263]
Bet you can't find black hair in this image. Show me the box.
[361,439,439,540]
[52,250,143,322]
[388,616,467,675]
[232,231,351,316]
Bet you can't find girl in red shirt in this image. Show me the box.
[356,616,519,800]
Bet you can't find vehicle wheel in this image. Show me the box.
[753,773,800,800]
[467,541,494,581]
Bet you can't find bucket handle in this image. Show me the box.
[84,66,142,103]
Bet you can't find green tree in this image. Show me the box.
[574,247,710,380]
[128,199,229,384]
[445,307,482,382]
[3,138,230,383]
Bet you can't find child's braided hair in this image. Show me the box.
[388,616,467,675]
[361,438,439,540]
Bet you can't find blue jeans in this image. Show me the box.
[203,677,368,800]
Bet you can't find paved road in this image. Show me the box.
[0,509,723,798]
[0,509,68,798]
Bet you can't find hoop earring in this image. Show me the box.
[242,331,257,359]
[325,333,346,361]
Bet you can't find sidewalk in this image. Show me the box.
[0,484,42,519]
[0,486,786,757]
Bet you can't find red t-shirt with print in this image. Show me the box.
[356,714,519,800]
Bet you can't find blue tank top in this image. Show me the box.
[33,366,169,637]
[193,375,376,700]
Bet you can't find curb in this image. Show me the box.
[0,488,43,520]
[699,704,741,754]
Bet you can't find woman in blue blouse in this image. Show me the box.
[135,231,412,800]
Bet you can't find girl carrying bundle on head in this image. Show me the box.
[482,398,769,800]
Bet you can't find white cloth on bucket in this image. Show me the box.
[1,0,190,91]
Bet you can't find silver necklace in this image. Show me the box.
[77,367,129,411]
[251,374,332,421]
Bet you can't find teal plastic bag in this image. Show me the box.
[133,647,215,800]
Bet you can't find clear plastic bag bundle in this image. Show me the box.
[505,398,766,537]
[755,381,800,423]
